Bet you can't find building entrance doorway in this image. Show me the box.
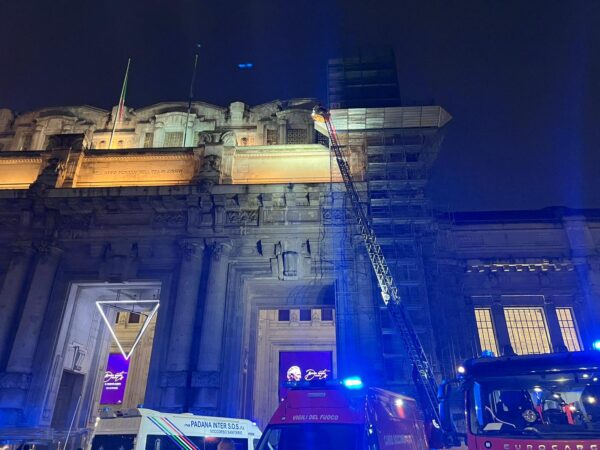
[252,307,336,427]
[49,282,161,448]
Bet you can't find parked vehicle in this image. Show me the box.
[90,408,261,450]
[439,350,600,449]
[256,378,429,450]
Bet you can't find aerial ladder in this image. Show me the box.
[311,105,442,430]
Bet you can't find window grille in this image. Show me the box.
[474,308,499,355]
[164,131,183,147]
[556,307,581,351]
[504,307,551,355]
[286,128,307,144]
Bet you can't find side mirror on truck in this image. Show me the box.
[438,379,467,447]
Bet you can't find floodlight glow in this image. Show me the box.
[342,376,363,389]
[96,300,160,360]
[457,366,466,374]
[593,340,600,351]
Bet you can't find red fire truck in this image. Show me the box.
[256,378,429,450]
[439,350,600,449]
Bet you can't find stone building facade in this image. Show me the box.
[0,98,598,447]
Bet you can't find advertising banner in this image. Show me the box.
[279,351,333,400]
[100,353,129,405]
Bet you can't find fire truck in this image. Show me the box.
[439,350,600,449]
[287,105,600,449]
[256,378,429,450]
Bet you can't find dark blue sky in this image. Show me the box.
[1,1,598,211]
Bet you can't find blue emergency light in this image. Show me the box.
[342,376,364,390]
[593,340,600,351]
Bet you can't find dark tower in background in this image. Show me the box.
[327,49,401,109]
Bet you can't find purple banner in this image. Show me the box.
[279,351,333,400]
[100,353,129,405]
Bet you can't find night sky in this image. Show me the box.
[1,1,598,212]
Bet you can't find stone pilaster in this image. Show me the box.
[354,247,384,383]
[161,239,205,410]
[543,297,565,351]
[0,244,34,367]
[490,295,511,354]
[0,244,62,418]
[192,241,232,414]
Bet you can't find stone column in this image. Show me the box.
[0,244,34,367]
[0,244,61,413]
[192,242,232,414]
[161,240,205,410]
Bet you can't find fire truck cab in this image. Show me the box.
[256,378,429,450]
[439,350,600,450]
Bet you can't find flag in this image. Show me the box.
[108,58,131,149]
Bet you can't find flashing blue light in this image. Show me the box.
[481,349,496,358]
[342,376,363,390]
[238,63,254,69]
[593,340,600,351]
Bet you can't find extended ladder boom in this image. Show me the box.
[312,105,441,426]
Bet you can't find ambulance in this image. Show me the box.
[90,408,261,450]
[255,378,429,450]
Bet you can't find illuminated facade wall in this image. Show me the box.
[0,98,451,444]
[429,209,600,379]
[2,97,598,446]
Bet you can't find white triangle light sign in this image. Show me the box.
[95,300,160,360]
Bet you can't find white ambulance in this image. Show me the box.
[90,408,261,450]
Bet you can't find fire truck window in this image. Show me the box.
[468,372,600,438]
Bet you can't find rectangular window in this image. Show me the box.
[278,309,290,321]
[164,131,183,147]
[20,134,32,150]
[321,308,333,321]
[128,312,141,324]
[266,129,278,145]
[556,307,582,351]
[299,309,311,321]
[504,307,551,355]
[474,308,499,355]
[143,132,154,148]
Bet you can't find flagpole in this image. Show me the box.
[108,58,131,149]
[183,51,199,147]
